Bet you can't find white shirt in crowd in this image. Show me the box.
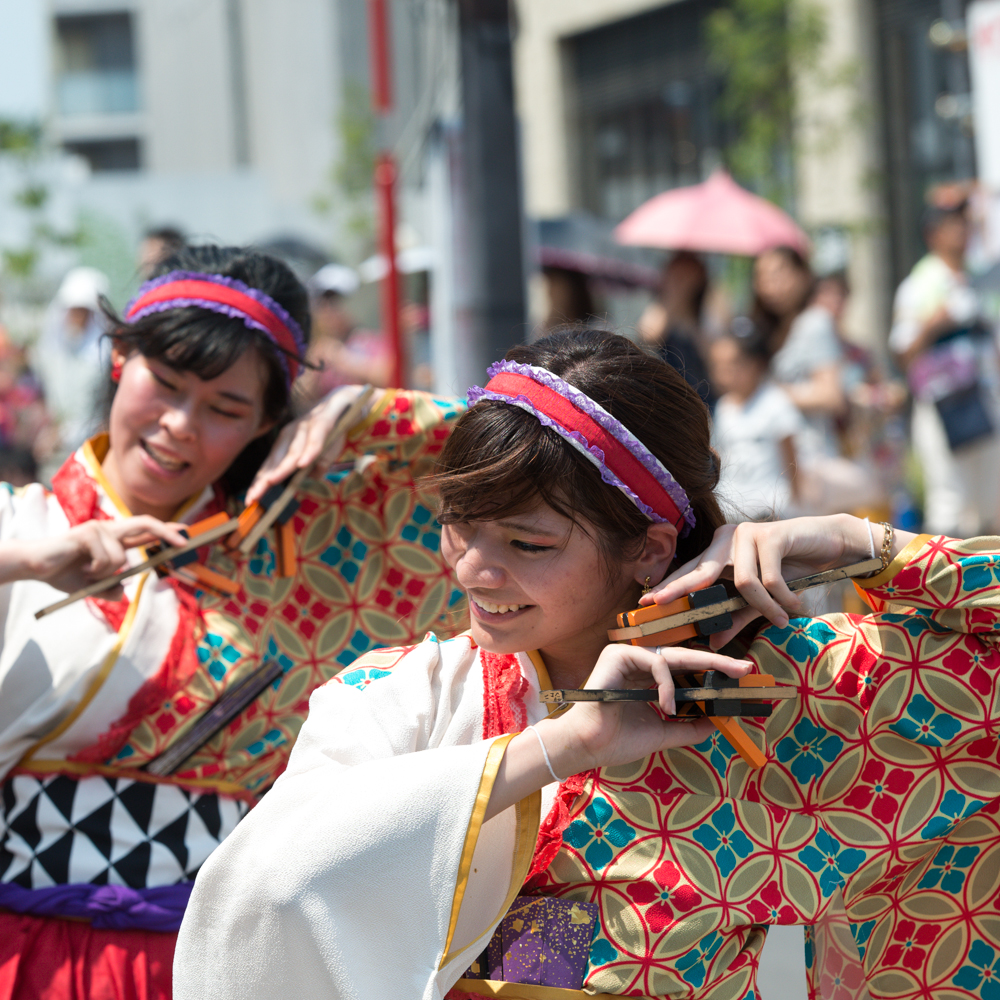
[713,380,803,520]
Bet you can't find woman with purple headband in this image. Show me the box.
[0,245,464,999]
[178,328,1000,1000]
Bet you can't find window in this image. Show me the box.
[566,1,731,221]
[875,0,976,286]
[55,12,139,117]
[64,138,141,172]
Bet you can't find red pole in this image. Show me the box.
[375,153,404,389]
[368,0,392,112]
[367,0,404,386]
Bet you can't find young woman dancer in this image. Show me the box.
[176,328,1000,1000]
[0,245,463,999]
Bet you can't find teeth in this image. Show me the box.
[473,596,526,615]
[144,442,185,470]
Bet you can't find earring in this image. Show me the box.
[111,357,123,383]
[642,576,651,596]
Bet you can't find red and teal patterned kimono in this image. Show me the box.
[526,533,1000,1000]
[176,532,1000,1000]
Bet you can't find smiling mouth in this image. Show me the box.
[141,440,189,473]
[470,595,529,615]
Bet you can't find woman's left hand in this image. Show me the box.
[247,385,382,504]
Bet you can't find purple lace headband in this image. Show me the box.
[125,271,308,387]
[468,361,695,534]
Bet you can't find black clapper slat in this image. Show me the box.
[144,659,284,777]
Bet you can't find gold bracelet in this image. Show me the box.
[877,521,893,571]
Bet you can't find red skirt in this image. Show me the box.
[0,912,175,1000]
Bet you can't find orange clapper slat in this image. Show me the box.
[225,503,264,550]
[180,563,241,596]
[276,519,297,578]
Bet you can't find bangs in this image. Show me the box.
[434,400,649,563]
[126,308,273,382]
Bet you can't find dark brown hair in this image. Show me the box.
[751,245,815,352]
[434,328,724,570]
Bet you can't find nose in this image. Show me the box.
[450,529,506,591]
[159,400,197,441]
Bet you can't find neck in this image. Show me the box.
[536,604,635,690]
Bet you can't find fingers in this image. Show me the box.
[708,606,761,650]
[246,422,302,504]
[113,516,189,550]
[731,524,797,628]
[643,524,736,606]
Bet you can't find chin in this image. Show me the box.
[469,622,526,655]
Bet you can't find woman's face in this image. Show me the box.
[102,348,275,519]
[754,252,810,317]
[442,502,666,682]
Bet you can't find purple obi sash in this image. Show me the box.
[464,895,600,989]
[0,881,193,933]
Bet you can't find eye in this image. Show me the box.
[210,405,243,420]
[152,370,177,391]
[511,540,552,553]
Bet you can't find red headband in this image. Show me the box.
[125,271,307,385]
[469,362,694,533]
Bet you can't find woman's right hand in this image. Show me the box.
[3,516,188,594]
[487,643,752,818]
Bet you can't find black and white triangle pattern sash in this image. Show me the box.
[0,773,247,889]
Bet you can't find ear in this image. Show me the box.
[633,522,678,589]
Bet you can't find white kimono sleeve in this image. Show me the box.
[173,636,540,1000]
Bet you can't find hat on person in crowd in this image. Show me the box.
[54,267,110,311]
[307,263,360,300]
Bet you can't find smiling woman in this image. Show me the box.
[177,328,1000,1000]
[0,245,466,1000]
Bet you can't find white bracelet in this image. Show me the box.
[863,516,875,559]
[527,725,562,784]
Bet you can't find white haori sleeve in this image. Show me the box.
[173,636,541,1000]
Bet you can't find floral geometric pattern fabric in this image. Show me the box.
[524,536,1000,1000]
[95,391,467,795]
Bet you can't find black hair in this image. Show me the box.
[102,244,311,498]
[143,226,186,250]
[750,245,815,352]
[724,315,772,365]
[922,203,968,239]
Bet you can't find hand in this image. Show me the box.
[539,643,753,777]
[246,385,382,504]
[8,516,189,595]
[640,515,898,647]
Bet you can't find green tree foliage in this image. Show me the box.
[706,0,826,206]
[312,81,377,261]
[0,120,80,282]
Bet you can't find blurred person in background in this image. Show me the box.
[890,196,1000,536]
[299,263,391,403]
[638,250,714,404]
[33,267,110,466]
[540,266,599,331]
[752,247,881,518]
[709,317,802,519]
[138,226,186,280]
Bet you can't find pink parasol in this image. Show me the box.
[614,169,809,257]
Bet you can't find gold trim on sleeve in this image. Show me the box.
[439,732,542,969]
[450,980,627,1000]
[19,573,149,764]
[347,388,395,441]
[856,533,932,591]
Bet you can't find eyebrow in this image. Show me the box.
[495,519,562,536]
[216,390,255,406]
